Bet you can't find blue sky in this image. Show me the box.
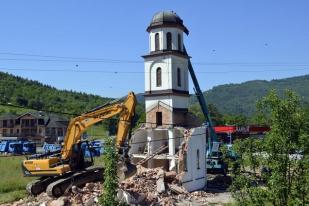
[0,0,308,98]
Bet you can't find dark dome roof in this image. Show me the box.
[147,11,189,35]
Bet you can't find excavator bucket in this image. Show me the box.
[117,161,137,181]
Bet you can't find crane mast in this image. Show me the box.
[183,46,218,152]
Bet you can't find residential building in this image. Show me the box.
[0,111,68,143]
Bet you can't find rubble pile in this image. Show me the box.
[1,166,229,206]
[3,182,102,206]
[118,166,211,205]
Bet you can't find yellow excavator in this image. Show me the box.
[22,92,137,197]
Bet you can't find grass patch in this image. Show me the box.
[0,190,27,204]
[0,156,34,204]
[0,105,33,115]
[93,155,105,167]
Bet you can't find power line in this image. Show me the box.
[0,68,142,74]
[0,102,79,116]
[0,102,202,128]
[0,52,141,63]
[2,57,309,67]
[0,58,141,64]
[1,67,308,74]
[1,51,309,66]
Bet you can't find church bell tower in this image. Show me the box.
[143,11,190,128]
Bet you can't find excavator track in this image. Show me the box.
[46,166,103,198]
[26,175,68,196]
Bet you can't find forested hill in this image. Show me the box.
[1,71,308,117]
[0,72,112,115]
[191,75,309,116]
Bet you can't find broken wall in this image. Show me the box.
[129,127,184,156]
[148,129,168,154]
[178,126,207,192]
[129,128,147,155]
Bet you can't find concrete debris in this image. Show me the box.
[118,166,213,205]
[2,182,103,206]
[49,197,68,206]
[2,167,233,206]
[168,184,187,194]
[156,169,166,193]
[165,171,177,183]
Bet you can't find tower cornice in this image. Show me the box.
[142,50,190,60]
[144,89,189,97]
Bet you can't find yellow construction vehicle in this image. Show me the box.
[22,92,136,197]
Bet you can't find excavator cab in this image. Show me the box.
[70,141,94,171]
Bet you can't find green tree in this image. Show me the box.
[100,137,119,206]
[133,104,146,129]
[15,95,28,106]
[223,114,248,126]
[208,103,224,125]
[229,90,309,206]
[189,103,204,122]
[189,103,224,125]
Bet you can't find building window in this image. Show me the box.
[38,119,44,125]
[177,68,181,87]
[46,128,50,135]
[9,120,14,127]
[156,67,162,87]
[166,32,172,50]
[24,119,30,127]
[156,112,162,126]
[58,128,63,137]
[155,33,160,51]
[184,152,188,171]
[197,149,200,169]
[3,120,7,127]
[30,119,36,127]
[51,128,56,136]
[178,34,182,51]
[16,129,19,134]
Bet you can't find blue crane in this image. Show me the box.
[184,46,227,174]
[183,46,218,152]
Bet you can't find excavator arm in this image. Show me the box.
[23,92,136,197]
[61,91,136,160]
[23,92,136,176]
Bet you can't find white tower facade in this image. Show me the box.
[143,11,190,128]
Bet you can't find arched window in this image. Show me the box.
[166,32,172,50]
[155,33,160,51]
[178,34,182,51]
[177,68,181,87]
[156,67,162,87]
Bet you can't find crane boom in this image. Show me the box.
[183,46,218,150]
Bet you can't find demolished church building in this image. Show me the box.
[129,11,207,192]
